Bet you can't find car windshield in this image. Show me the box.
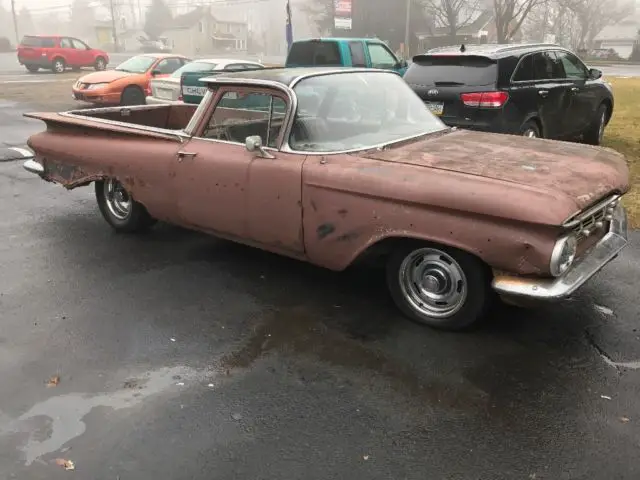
[115,55,156,73]
[171,61,217,78]
[290,71,447,152]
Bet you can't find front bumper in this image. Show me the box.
[492,204,628,300]
[72,89,121,105]
[146,95,182,105]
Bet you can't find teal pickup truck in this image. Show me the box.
[180,37,408,105]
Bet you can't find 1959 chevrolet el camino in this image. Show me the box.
[22,67,630,330]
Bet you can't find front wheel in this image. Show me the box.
[520,120,541,138]
[95,179,156,233]
[51,58,65,73]
[120,86,146,106]
[386,242,494,330]
[95,57,106,71]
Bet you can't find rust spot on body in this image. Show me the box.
[317,223,335,240]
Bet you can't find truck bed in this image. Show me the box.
[67,103,198,130]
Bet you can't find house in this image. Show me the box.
[160,7,249,56]
[416,9,522,51]
[94,20,145,52]
[593,17,640,60]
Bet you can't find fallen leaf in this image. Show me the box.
[363,455,369,460]
[47,375,60,387]
[601,395,612,400]
[55,458,75,470]
[620,416,630,423]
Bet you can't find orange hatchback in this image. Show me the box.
[72,53,191,106]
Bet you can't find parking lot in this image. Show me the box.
[1,50,640,479]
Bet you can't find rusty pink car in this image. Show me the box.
[22,67,630,330]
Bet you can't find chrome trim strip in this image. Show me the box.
[562,194,621,228]
[492,204,628,300]
[23,159,44,175]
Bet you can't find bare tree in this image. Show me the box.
[560,0,634,49]
[422,0,484,43]
[493,0,544,43]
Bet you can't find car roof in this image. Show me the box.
[195,58,263,66]
[139,53,189,59]
[200,66,390,87]
[419,43,571,60]
[292,37,383,44]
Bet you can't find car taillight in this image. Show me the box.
[460,91,508,108]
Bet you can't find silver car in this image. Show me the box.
[146,58,265,104]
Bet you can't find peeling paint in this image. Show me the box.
[317,223,335,240]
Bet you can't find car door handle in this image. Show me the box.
[177,151,197,162]
[570,87,579,93]
[538,90,549,97]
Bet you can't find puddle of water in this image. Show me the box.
[1,366,209,466]
[220,306,489,412]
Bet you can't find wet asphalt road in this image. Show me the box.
[1,103,640,479]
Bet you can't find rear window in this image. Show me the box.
[20,36,55,48]
[404,55,498,87]
[286,41,342,66]
[171,61,217,78]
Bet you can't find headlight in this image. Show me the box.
[550,235,578,277]
[86,83,109,90]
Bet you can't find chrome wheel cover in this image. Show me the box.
[54,61,64,73]
[103,179,132,221]
[398,248,468,319]
[523,128,537,138]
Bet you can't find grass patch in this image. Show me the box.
[602,77,640,228]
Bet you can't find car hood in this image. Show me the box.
[360,129,629,213]
[78,70,137,84]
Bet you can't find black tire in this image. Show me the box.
[95,56,106,71]
[583,103,608,146]
[386,241,494,331]
[120,86,146,106]
[26,65,39,73]
[520,120,541,138]
[51,57,65,74]
[95,179,156,233]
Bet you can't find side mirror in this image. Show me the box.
[589,67,603,80]
[245,135,275,159]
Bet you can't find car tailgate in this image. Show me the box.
[404,54,499,123]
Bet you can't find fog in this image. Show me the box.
[1,0,639,61]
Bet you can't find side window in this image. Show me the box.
[155,58,183,74]
[532,52,563,80]
[349,42,366,67]
[202,91,287,148]
[223,63,247,71]
[512,55,534,82]
[367,43,397,69]
[71,39,88,49]
[555,51,588,79]
[60,38,73,49]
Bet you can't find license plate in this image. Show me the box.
[182,86,207,97]
[425,101,444,115]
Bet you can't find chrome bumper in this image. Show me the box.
[492,204,628,300]
[23,158,44,175]
[145,96,182,105]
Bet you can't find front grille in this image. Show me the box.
[566,195,620,242]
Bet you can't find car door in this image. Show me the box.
[172,87,305,253]
[531,51,573,139]
[70,38,93,66]
[59,37,76,66]
[552,50,594,134]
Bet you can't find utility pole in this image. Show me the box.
[10,0,19,45]
[110,0,119,52]
[404,0,411,59]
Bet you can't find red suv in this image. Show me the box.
[17,35,109,74]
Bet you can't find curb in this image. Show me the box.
[0,146,34,163]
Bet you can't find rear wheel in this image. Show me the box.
[583,103,608,145]
[51,58,65,73]
[95,56,106,71]
[520,120,541,138]
[25,65,39,73]
[386,242,494,331]
[120,86,145,106]
[95,179,156,233]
